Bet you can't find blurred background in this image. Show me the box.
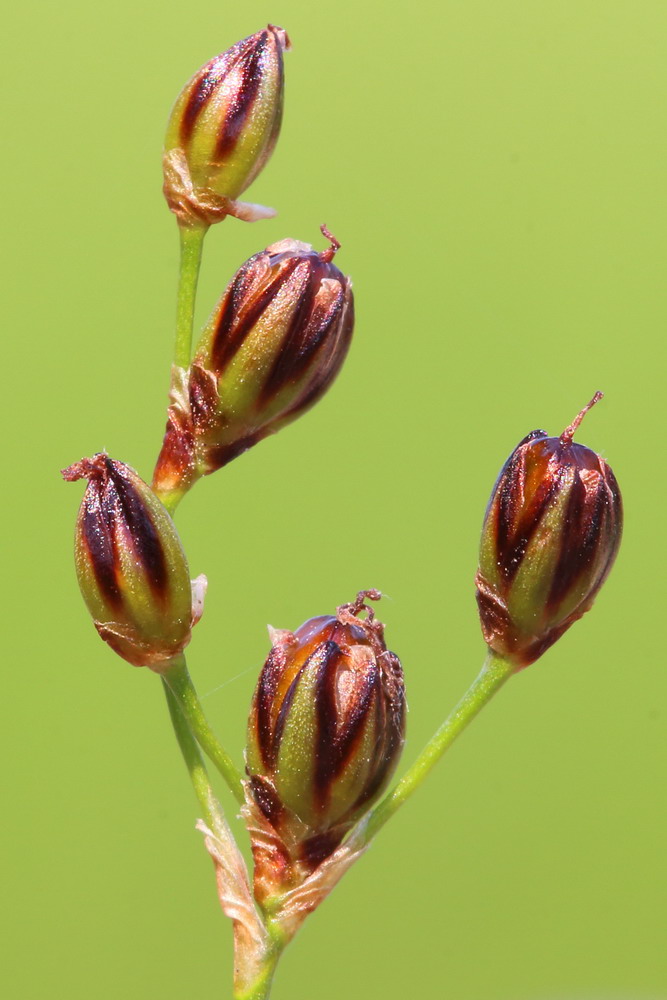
[2,1,666,997]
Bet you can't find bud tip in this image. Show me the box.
[560,391,604,445]
[268,24,291,51]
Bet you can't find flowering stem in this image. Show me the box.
[160,483,194,517]
[234,946,282,1000]
[362,650,514,843]
[165,655,245,804]
[162,678,218,827]
[174,223,207,369]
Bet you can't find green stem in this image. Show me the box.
[173,223,207,369]
[161,486,189,517]
[162,678,217,827]
[165,655,245,804]
[363,650,514,843]
[235,942,283,1000]
[156,465,204,516]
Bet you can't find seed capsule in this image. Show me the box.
[63,454,203,669]
[152,227,354,499]
[246,592,405,869]
[163,25,289,227]
[475,393,623,669]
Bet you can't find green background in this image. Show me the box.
[3,1,666,997]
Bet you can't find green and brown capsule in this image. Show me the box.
[163,24,289,227]
[63,454,204,670]
[475,393,623,669]
[152,228,354,499]
[246,592,405,872]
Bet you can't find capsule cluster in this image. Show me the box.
[65,26,359,681]
[64,25,625,930]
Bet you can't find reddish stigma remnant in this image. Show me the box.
[318,224,341,263]
[61,453,109,483]
[336,589,386,653]
[559,391,604,446]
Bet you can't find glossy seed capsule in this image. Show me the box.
[153,227,354,499]
[63,454,203,669]
[475,393,623,669]
[163,25,289,227]
[246,591,405,869]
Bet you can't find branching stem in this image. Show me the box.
[161,211,514,1000]
[162,677,218,827]
[363,650,513,843]
[234,946,282,1000]
[165,655,245,804]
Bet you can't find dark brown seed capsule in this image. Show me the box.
[63,454,202,669]
[152,227,354,501]
[163,25,289,227]
[475,393,623,669]
[246,591,405,868]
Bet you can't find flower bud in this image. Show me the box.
[246,592,405,869]
[152,227,354,499]
[62,454,204,670]
[475,393,622,669]
[163,25,289,228]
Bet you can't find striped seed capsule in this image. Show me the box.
[475,393,623,669]
[152,227,354,499]
[163,25,289,227]
[63,454,203,670]
[246,592,405,872]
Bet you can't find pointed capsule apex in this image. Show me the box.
[560,391,604,445]
[267,24,291,50]
[318,224,341,263]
